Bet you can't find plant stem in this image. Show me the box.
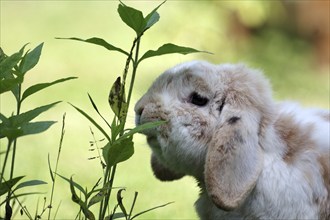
[48,113,66,220]
[100,165,116,219]
[9,84,22,181]
[99,31,142,219]
[99,164,111,218]
[0,140,12,183]
[6,84,22,205]
[126,37,141,110]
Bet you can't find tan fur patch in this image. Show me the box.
[318,155,330,219]
[274,114,315,164]
[182,72,211,94]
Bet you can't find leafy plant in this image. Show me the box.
[58,1,206,219]
[0,44,76,219]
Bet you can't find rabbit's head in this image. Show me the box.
[135,61,275,210]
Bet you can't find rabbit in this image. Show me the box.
[134,60,330,219]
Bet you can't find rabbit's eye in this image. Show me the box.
[190,92,209,107]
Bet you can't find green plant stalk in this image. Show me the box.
[47,113,66,220]
[99,35,141,219]
[7,84,22,202]
[98,165,110,219]
[0,140,12,183]
[126,37,141,113]
[100,165,116,219]
[2,186,34,220]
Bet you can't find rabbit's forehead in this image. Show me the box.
[153,67,219,94]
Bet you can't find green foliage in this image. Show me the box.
[109,77,128,123]
[1,1,205,219]
[21,77,76,102]
[0,176,24,197]
[102,136,134,167]
[55,37,129,57]
[0,43,76,218]
[57,1,206,219]
[138,43,208,63]
[0,102,59,140]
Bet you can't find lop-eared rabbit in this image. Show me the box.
[134,61,330,219]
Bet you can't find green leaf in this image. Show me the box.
[70,103,111,141]
[0,176,25,196]
[0,113,7,122]
[48,154,54,182]
[102,136,134,167]
[131,202,173,220]
[69,177,82,203]
[87,181,109,208]
[69,177,95,220]
[86,178,102,198]
[88,93,112,129]
[88,192,105,208]
[57,37,129,56]
[117,189,128,217]
[0,126,22,140]
[0,192,45,207]
[139,43,209,63]
[107,213,126,220]
[144,1,166,30]
[0,77,23,94]
[14,180,47,191]
[0,47,5,62]
[0,45,26,95]
[56,174,87,197]
[0,44,26,77]
[1,121,56,140]
[119,121,166,141]
[19,43,43,74]
[20,121,57,136]
[11,101,60,127]
[110,117,121,142]
[118,3,146,36]
[21,76,77,102]
[109,77,127,121]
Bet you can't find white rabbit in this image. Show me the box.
[134,61,330,219]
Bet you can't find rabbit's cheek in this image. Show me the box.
[173,109,209,140]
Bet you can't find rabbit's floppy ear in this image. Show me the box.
[205,94,264,211]
[151,153,185,181]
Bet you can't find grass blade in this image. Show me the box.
[47,154,54,182]
[131,202,174,219]
[56,174,87,196]
[70,103,111,141]
[88,93,112,129]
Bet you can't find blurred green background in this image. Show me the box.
[1,0,329,219]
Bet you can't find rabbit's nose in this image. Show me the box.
[135,106,144,126]
[135,114,141,126]
[136,106,144,116]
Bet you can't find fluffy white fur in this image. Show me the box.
[134,61,330,219]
